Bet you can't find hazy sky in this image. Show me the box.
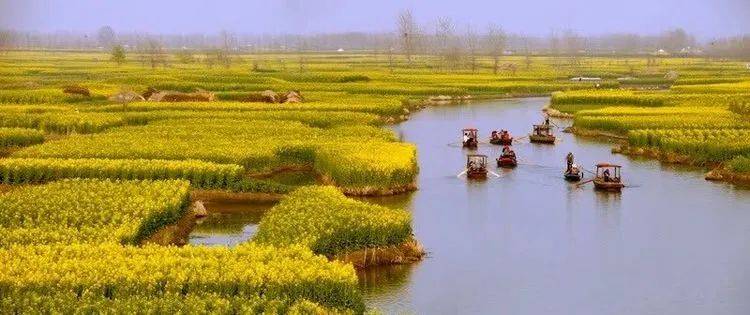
[1,0,748,39]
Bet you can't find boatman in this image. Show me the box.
[566,152,574,172]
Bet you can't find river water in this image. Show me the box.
[361,97,750,314]
[189,97,750,314]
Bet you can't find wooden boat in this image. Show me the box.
[489,130,513,145]
[496,153,517,168]
[462,128,479,149]
[564,164,583,181]
[466,154,488,179]
[593,163,624,191]
[529,124,555,144]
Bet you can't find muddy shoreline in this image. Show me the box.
[331,237,425,269]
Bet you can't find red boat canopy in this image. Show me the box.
[596,163,622,168]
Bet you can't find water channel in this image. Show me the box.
[192,97,750,314]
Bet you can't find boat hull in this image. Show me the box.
[529,134,556,144]
[564,172,582,181]
[496,157,517,168]
[467,170,488,180]
[490,138,513,145]
[593,179,624,191]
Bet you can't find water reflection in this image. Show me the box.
[188,200,274,246]
[365,97,750,314]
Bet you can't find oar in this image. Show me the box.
[488,170,502,178]
[456,169,468,177]
[575,178,595,187]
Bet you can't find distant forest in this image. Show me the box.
[1,10,748,59]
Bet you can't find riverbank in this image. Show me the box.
[143,200,207,246]
[705,167,750,185]
[563,126,750,186]
[612,140,750,186]
[332,237,425,269]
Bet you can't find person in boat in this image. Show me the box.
[545,115,551,126]
[566,152,574,173]
[463,132,469,144]
[502,145,510,154]
[491,130,499,140]
[602,169,611,182]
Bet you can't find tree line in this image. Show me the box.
[1,11,747,61]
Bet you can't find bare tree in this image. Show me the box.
[0,31,14,54]
[385,39,396,73]
[466,26,478,73]
[435,17,461,69]
[487,24,506,75]
[143,39,167,69]
[549,31,560,56]
[297,37,308,72]
[397,9,419,66]
[563,30,582,68]
[218,30,234,68]
[524,42,533,70]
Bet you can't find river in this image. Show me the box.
[191,97,750,314]
[362,97,750,314]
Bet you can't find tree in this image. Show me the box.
[206,49,230,69]
[661,28,693,53]
[549,32,560,56]
[111,45,126,65]
[0,31,14,54]
[435,17,460,71]
[218,30,234,68]
[398,9,419,66]
[143,39,167,69]
[466,26,478,73]
[297,37,308,72]
[97,26,116,48]
[563,30,582,68]
[487,24,506,75]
